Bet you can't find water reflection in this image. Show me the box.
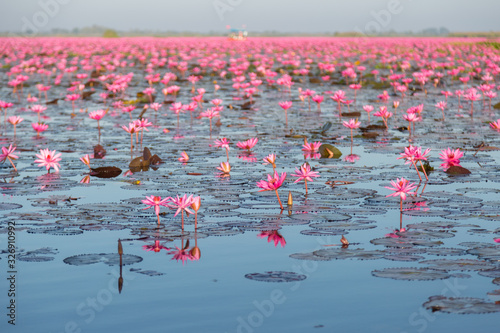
[168,237,194,264]
[258,230,286,247]
[303,152,321,160]
[118,239,124,293]
[143,240,170,253]
[166,232,202,264]
[343,154,360,163]
[238,152,257,163]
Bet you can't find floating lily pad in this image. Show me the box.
[478,269,500,279]
[313,248,385,260]
[383,254,425,262]
[244,271,307,283]
[423,296,500,314]
[446,166,471,175]
[319,144,342,158]
[0,203,22,210]
[63,253,143,266]
[419,259,496,271]
[372,267,451,281]
[89,166,122,178]
[18,256,55,262]
[129,268,165,276]
[467,246,500,261]
[300,230,345,236]
[425,248,466,256]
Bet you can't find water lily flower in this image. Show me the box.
[34,148,62,173]
[257,171,287,209]
[385,177,417,211]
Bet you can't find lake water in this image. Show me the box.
[1,37,500,333]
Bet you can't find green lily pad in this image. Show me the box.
[319,144,342,158]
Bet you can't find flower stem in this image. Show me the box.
[7,157,17,172]
[412,161,422,182]
[419,160,429,181]
[275,189,284,210]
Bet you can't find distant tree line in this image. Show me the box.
[1,24,499,38]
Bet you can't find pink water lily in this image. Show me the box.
[278,101,292,125]
[80,154,91,169]
[343,118,361,154]
[263,153,277,170]
[439,148,463,171]
[168,194,194,229]
[216,161,231,174]
[291,162,319,194]
[178,151,189,163]
[302,141,321,152]
[236,137,258,151]
[34,148,62,173]
[142,195,170,225]
[257,171,287,209]
[385,177,417,211]
[0,144,19,172]
[397,145,430,181]
[214,137,230,161]
[490,119,500,132]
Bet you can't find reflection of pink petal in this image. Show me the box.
[494,238,500,243]
[80,175,90,184]
[238,154,258,162]
[168,247,195,264]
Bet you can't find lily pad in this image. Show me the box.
[244,271,307,283]
[90,167,122,178]
[63,253,143,266]
[319,144,342,158]
[419,259,496,271]
[446,166,471,175]
[372,267,451,281]
[423,296,500,314]
[313,248,385,260]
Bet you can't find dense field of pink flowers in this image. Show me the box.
[1,37,500,332]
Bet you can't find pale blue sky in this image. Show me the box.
[1,0,499,34]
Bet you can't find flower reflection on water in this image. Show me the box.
[258,230,286,248]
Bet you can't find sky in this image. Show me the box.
[0,0,499,35]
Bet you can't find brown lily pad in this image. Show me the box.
[89,166,122,178]
[45,98,59,105]
[446,166,471,175]
[342,112,361,118]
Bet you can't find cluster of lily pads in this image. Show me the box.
[1,36,500,314]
